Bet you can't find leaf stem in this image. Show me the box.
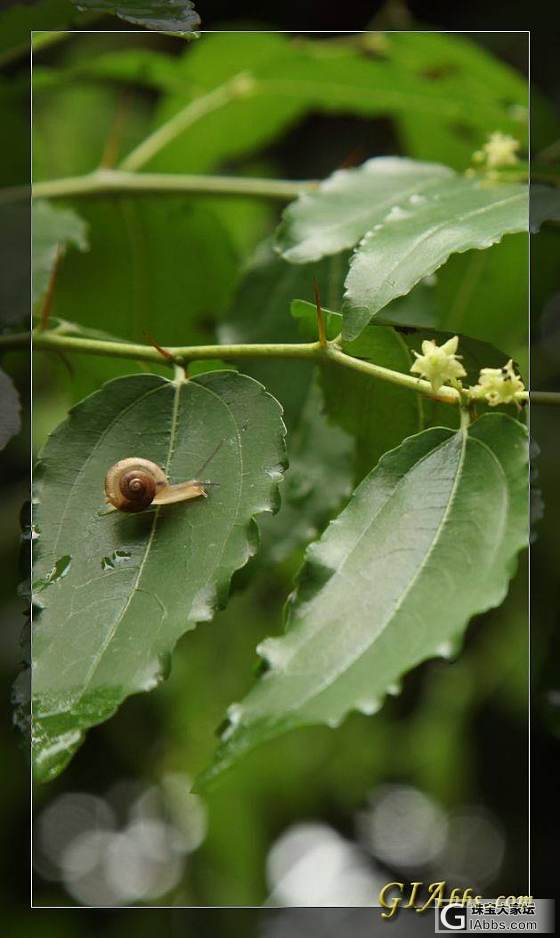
[119,73,257,172]
[3,170,316,205]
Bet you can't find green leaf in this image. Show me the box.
[31,370,286,782]
[276,157,527,341]
[0,368,21,449]
[70,1,200,32]
[32,200,89,307]
[200,413,527,786]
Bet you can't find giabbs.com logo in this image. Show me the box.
[436,903,468,931]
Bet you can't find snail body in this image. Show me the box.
[104,458,207,513]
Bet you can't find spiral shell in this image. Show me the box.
[104,458,166,513]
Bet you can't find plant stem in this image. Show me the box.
[323,346,460,403]
[5,170,315,205]
[530,390,560,405]
[3,330,558,406]
[30,331,321,365]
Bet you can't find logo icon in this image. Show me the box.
[436,903,468,932]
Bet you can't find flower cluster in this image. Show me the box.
[410,336,466,393]
[409,336,526,407]
[470,359,525,406]
[472,131,520,170]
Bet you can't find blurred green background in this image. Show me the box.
[0,1,558,928]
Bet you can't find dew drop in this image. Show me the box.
[386,682,401,697]
[422,273,438,287]
[385,205,411,222]
[436,640,455,659]
[357,698,382,716]
[326,715,343,729]
[409,193,427,206]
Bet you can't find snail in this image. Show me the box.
[104,458,208,513]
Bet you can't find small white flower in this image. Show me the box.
[470,359,525,406]
[473,132,520,170]
[410,335,466,393]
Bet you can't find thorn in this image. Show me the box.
[49,348,75,380]
[142,331,177,364]
[313,277,327,348]
[38,245,62,332]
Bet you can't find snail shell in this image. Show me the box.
[104,458,166,512]
[104,458,207,513]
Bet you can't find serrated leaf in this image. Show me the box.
[200,414,527,786]
[278,159,454,264]
[32,200,88,307]
[344,178,528,342]
[31,371,286,782]
[276,157,528,341]
[72,1,200,32]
